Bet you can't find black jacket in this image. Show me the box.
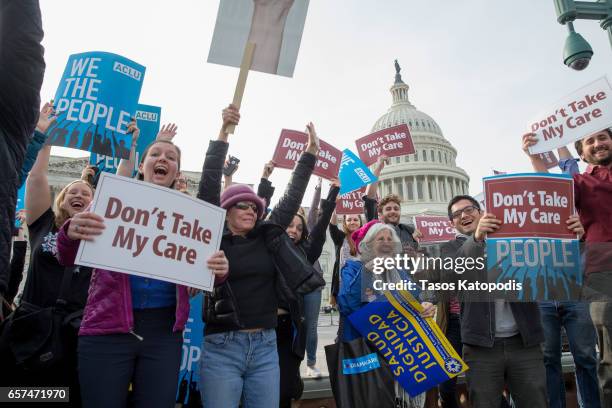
[0,0,45,296]
[329,224,346,298]
[439,236,544,348]
[197,140,324,356]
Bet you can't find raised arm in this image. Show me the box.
[18,129,47,188]
[363,155,388,221]
[522,133,549,173]
[557,146,580,176]
[196,105,238,206]
[364,155,387,199]
[306,177,322,231]
[303,180,340,263]
[25,102,56,225]
[268,122,319,229]
[116,119,140,178]
[257,160,276,210]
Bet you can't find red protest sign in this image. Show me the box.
[336,187,366,215]
[272,129,342,180]
[413,215,457,243]
[355,124,415,166]
[537,151,559,169]
[484,174,575,239]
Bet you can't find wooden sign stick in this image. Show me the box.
[226,42,256,134]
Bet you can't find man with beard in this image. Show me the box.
[362,155,421,251]
[523,128,612,406]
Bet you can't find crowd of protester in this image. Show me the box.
[2,2,612,408]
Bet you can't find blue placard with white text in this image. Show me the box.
[47,51,146,159]
[176,293,204,405]
[487,237,582,301]
[339,149,377,194]
[90,104,161,175]
[348,291,467,397]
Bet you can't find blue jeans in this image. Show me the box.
[303,289,322,366]
[200,329,279,408]
[539,301,600,408]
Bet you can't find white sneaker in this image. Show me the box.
[306,365,322,378]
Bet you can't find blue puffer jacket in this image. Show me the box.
[337,259,366,342]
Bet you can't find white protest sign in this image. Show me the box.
[528,76,612,154]
[75,172,226,292]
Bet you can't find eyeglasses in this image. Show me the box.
[234,201,258,212]
[451,205,479,220]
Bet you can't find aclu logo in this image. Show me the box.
[113,61,143,81]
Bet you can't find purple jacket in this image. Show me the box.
[56,219,190,336]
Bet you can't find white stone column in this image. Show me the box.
[423,175,430,201]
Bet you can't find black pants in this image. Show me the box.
[0,0,45,297]
[77,307,183,408]
[439,315,462,408]
[276,314,303,408]
[463,335,547,408]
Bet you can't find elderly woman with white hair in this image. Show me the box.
[337,220,434,407]
[337,220,435,341]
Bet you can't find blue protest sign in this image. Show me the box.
[90,104,161,176]
[339,149,377,195]
[487,238,582,301]
[348,290,467,397]
[15,184,26,228]
[176,293,204,405]
[47,52,146,159]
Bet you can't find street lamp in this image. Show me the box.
[553,0,612,70]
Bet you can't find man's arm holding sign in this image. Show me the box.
[521,133,550,173]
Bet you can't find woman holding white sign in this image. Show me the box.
[56,132,229,408]
[197,105,324,408]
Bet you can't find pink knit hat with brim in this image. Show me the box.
[220,184,265,219]
[351,219,380,254]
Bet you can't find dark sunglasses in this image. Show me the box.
[234,201,258,212]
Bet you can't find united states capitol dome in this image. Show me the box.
[372,61,469,220]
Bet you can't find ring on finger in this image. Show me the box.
[75,224,80,233]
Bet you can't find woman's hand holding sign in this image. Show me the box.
[68,212,106,241]
[219,104,240,142]
[207,250,229,278]
[419,302,436,319]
